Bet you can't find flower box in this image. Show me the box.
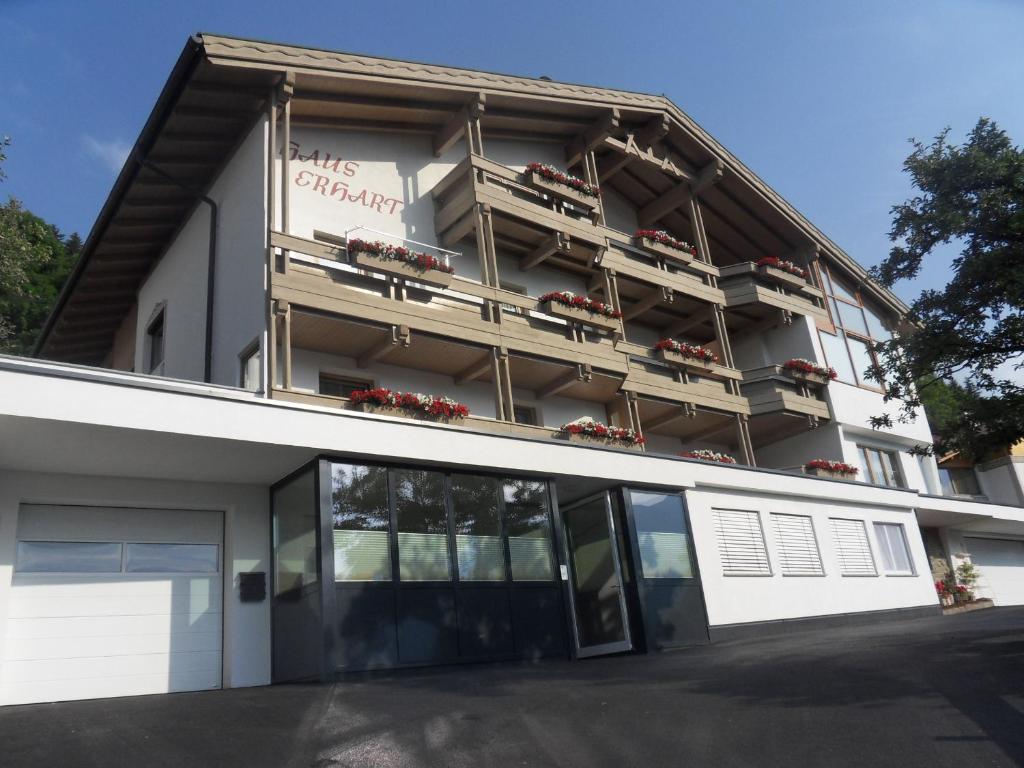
[656,348,716,375]
[756,263,807,290]
[352,251,453,289]
[785,368,830,386]
[540,299,620,332]
[635,236,695,266]
[563,431,643,451]
[805,466,854,479]
[352,402,466,425]
[526,171,599,211]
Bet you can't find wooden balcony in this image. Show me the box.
[741,364,832,445]
[718,261,829,327]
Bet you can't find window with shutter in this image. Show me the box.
[770,513,824,576]
[830,518,877,576]
[713,509,770,575]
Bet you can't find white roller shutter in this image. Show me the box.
[713,509,770,575]
[771,513,824,576]
[1,505,223,706]
[830,518,877,576]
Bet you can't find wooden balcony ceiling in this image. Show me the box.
[747,411,821,447]
[507,354,622,404]
[635,399,737,444]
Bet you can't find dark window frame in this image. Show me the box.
[146,308,165,374]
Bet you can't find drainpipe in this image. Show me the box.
[135,159,219,384]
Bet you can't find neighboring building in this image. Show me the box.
[1,33,1022,706]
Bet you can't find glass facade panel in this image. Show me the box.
[331,464,391,582]
[829,273,858,303]
[863,303,891,340]
[836,301,869,336]
[819,331,856,383]
[16,541,123,573]
[504,479,555,581]
[272,468,318,594]
[629,491,694,579]
[939,468,982,497]
[394,469,451,581]
[847,336,876,385]
[125,543,218,573]
[450,474,505,581]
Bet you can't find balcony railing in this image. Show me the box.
[741,365,831,422]
[718,261,829,324]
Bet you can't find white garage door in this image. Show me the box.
[1,505,223,706]
[965,537,1024,606]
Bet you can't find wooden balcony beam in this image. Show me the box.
[596,151,634,183]
[635,113,671,147]
[601,134,695,184]
[637,182,692,227]
[664,309,712,338]
[520,232,571,271]
[538,363,592,400]
[644,403,696,432]
[433,95,485,157]
[565,108,620,168]
[623,286,673,321]
[454,352,493,385]
[692,158,725,196]
[357,324,410,368]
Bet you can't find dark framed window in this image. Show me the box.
[146,309,165,374]
[331,463,391,582]
[394,469,451,582]
[857,445,904,488]
[513,403,539,426]
[450,474,505,581]
[239,339,261,391]
[818,264,892,389]
[319,373,373,399]
[503,479,555,581]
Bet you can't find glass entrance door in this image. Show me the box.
[562,492,632,657]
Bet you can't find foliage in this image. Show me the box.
[0,137,81,354]
[869,119,1024,458]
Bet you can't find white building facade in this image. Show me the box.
[2,34,1023,707]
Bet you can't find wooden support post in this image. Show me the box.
[357,325,410,368]
[565,109,620,168]
[491,346,514,421]
[434,94,486,157]
[274,300,292,391]
[474,203,496,289]
[278,72,295,276]
[735,415,756,467]
[711,304,736,369]
[265,89,278,396]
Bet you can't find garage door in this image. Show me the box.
[964,537,1024,606]
[1,505,223,706]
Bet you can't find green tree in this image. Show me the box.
[0,137,80,354]
[870,119,1024,458]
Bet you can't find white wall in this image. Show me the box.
[0,469,271,699]
[977,460,1024,506]
[134,119,268,387]
[687,487,937,627]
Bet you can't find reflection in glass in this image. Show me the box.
[863,303,890,340]
[126,543,218,573]
[629,491,694,579]
[847,336,876,385]
[394,469,451,581]
[818,331,855,383]
[836,300,869,337]
[273,469,318,594]
[332,463,391,581]
[451,474,505,581]
[503,479,554,581]
[16,541,123,573]
[564,495,627,648]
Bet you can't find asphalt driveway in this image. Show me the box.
[2,607,1024,767]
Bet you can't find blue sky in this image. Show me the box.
[2,0,1023,308]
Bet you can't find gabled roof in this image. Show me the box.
[37,33,908,364]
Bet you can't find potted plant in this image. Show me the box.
[680,449,737,464]
[558,417,644,449]
[755,256,808,289]
[935,580,955,607]
[350,387,469,424]
[348,238,455,289]
[782,358,838,386]
[524,162,600,211]
[804,459,859,479]
[634,229,697,265]
[538,290,622,332]
[654,339,720,374]
[954,561,979,603]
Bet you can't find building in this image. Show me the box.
[2,33,1023,706]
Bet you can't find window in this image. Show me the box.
[273,468,319,594]
[873,523,914,575]
[939,468,982,497]
[239,341,261,391]
[146,309,165,374]
[770,513,824,576]
[830,518,877,576]
[503,479,555,581]
[125,543,219,573]
[319,373,373,399]
[513,403,539,426]
[818,264,892,388]
[394,469,451,581]
[16,541,123,573]
[630,491,694,579]
[451,474,505,581]
[331,463,391,582]
[713,509,770,575]
[500,281,528,315]
[857,445,904,488]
